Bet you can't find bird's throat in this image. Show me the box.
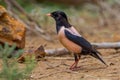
[56,19,71,33]
[56,25,62,33]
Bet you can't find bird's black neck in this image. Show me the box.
[55,18,71,33]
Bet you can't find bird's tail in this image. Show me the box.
[90,50,108,66]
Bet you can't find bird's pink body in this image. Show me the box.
[58,26,82,53]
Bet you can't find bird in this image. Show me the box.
[47,11,108,70]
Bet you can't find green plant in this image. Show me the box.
[0,0,6,7]
[0,43,36,80]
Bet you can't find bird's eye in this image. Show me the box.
[54,14,58,17]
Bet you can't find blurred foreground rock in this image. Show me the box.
[18,45,46,63]
[0,5,26,48]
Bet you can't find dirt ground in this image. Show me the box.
[1,18,120,80]
[24,22,120,80]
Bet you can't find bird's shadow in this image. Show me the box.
[70,65,108,72]
[83,66,107,71]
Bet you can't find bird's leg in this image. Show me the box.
[70,54,80,70]
[74,54,81,68]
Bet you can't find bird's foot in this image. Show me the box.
[69,66,81,71]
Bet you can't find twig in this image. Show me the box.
[45,42,120,56]
[45,61,62,69]
[92,42,120,49]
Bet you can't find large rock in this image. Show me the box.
[0,6,26,48]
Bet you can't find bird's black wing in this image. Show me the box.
[64,29,92,51]
[64,30,108,66]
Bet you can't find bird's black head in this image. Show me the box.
[47,11,71,33]
[47,11,71,26]
[50,11,68,21]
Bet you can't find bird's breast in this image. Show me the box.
[58,27,82,53]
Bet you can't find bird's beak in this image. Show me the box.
[46,13,51,16]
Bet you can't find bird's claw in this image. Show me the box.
[69,66,81,71]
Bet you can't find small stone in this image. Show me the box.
[81,75,84,78]
[110,63,115,65]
